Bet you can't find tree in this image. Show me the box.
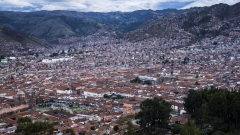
[180,120,201,135]
[135,97,171,134]
[211,131,226,135]
[125,121,136,135]
[143,80,152,85]
[50,52,58,57]
[113,125,119,132]
[0,55,5,59]
[130,76,141,83]
[195,81,200,85]
[15,117,32,134]
[17,117,32,124]
[184,87,240,134]
[173,124,182,134]
[212,41,218,45]
[15,117,54,135]
[103,94,110,98]
[184,90,203,114]
[117,94,124,99]
[183,57,190,64]
[196,74,199,78]
[90,126,95,130]
[65,128,75,135]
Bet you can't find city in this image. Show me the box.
[0,1,240,135]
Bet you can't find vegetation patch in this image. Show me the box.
[130,76,153,85]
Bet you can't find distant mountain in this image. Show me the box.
[0,25,50,56]
[80,9,196,32]
[1,2,239,47]
[0,9,194,44]
[0,12,114,44]
[124,2,240,43]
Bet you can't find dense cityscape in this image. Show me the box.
[0,1,240,135]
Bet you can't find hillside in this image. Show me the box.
[0,25,51,56]
[0,2,239,47]
[0,9,194,44]
[80,8,196,32]
[124,2,240,44]
[0,13,114,44]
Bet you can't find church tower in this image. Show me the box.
[25,91,36,111]
[17,90,26,105]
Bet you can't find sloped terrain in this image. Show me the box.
[0,9,194,43]
[0,25,50,56]
[0,14,112,44]
[124,2,240,44]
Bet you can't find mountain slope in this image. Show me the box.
[0,25,50,56]
[0,13,113,44]
[0,9,194,43]
[81,9,195,32]
[124,2,240,44]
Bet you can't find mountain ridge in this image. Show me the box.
[0,8,196,43]
[124,2,240,44]
[0,2,239,54]
[0,25,51,56]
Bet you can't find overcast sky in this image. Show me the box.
[0,0,239,12]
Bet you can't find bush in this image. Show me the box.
[103,94,111,98]
[90,126,95,130]
[173,124,181,134]
[113,125,119,132]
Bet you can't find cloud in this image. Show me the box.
[157,1,195,9]
[36,0,170,12]
[182,0,240,9]
[0,0,239,12]
[0,0,32,7]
